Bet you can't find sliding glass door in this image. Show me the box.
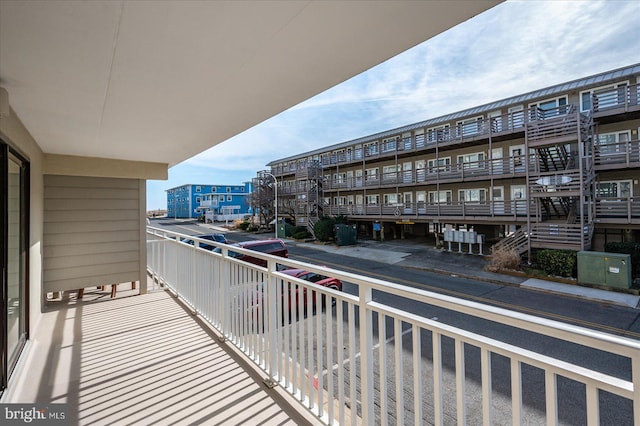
[1,142,29,391]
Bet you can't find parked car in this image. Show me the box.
[182,233,228,250]
[213,239,288,267]
[280,268,343,310]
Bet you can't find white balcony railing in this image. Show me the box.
[147,227,640,425]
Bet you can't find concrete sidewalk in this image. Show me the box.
[200,222,640,309]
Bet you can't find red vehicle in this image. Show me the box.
[214,239,288,267]
[280,268,342,311]
[236,268,342,331]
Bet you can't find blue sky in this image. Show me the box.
[146,0,640,210]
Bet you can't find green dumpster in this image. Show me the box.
[335,224,357,246]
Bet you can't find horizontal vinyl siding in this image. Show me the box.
[43,175,141,292]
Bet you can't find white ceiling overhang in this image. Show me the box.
[0,1,500,169]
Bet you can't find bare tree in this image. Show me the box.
[247,183,275,225]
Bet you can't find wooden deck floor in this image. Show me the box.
[4,280,321,425]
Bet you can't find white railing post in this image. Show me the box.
[264,258,279,388]
[359,283,374,424]
[634,354,640,426]
[220,247,231,341]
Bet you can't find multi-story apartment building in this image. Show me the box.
[267,64,640,255]
[166,182,252,219]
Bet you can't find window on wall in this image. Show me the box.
[218,195,224,201]
[427,157,451,171]
[457,152,485,169]
[597,180,632,198]
[226,187,231,193]
[227,195,232,201]
[597,131,631,155]
[428,190,451,204]
[459,189,486,203]
[366,194,380,205]
[365,167,378,181]
[1,142,29,391]
[456,116,483,137]
[383,193,399,205]
[211,187,217,192]
[529,96,568,119]
[195,186,201,192]
[427,125,450,143]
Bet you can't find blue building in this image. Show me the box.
[166,183,252,219]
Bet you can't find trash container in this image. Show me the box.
[335,224,357,246]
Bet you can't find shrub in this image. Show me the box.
[313,217,336,241]
[238,221,250,230]
[536,249,577,278]
[486,248,521,272]
[292,230,311,240]
[604,242,640,277]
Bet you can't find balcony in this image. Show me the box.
[4,283,319,425]
[8,229,639,424]
[143,229,639,424]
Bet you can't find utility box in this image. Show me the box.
[335,224,357,246]
[577,251,632,289]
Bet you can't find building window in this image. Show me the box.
[1,143,29,390]
[382,165,399,182]
[456,116,483,137]
[597,180,632,198]
[459,189,486,203]
[382,137,397,153]
[529,96,568,119]
[211,187,217,192]
[457,152,485,169]
[365,142,378,156]
[428,190,451,204]
[195,186,201,192]
[226,187,231,193]
[366,194,380,205]
[427,157,451,171]
[195,197,201,203]
[365,167,378,181]
[597,131,631,155]
[427,125,450,143]
[219,195,225,201]
[227,195,232,201]
[383,193,399,205]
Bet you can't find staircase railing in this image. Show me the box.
[491,227,529,255]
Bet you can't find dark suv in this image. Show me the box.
[182,233,228,250]
[214,239,288,267]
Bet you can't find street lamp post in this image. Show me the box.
[263,172,278,239]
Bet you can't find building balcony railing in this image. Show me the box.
[592,83,640,116]
[595,198,640,224]
[147,227,640,425]
[324,201,530,221]
[198,199,219,208]
[595,137,640,169]
[322,199,639,224]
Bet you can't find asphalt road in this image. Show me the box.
[150,219,638,424]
